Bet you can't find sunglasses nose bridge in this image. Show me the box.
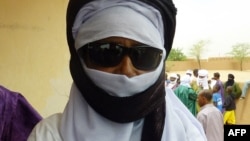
[115,55,137,76]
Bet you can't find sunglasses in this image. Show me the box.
[78,42,163,71]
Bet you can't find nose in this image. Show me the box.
[116,55,137,77]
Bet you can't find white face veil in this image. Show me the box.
[73,0,165,97]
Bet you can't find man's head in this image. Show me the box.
[67,0,177,60]
[169,73,178,84]
[198,69,208,78]
[193,69,199,78]
[197,89,213,107]
[228,73,235,80]
[213,72,220,80]
[197,69,209,88]
[180,75,191,86]
[66,0,177,96]
[186,70,192,77]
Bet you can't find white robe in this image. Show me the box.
[28,85,207,141]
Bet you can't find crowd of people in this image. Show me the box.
[165,68,248,141]
[165,69,243,122]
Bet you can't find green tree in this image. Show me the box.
[167,48,187,61]
[227,43,250,71]
[189,40,209,69]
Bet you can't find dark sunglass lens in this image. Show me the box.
[88,43,124,67]
[130,47,162,71]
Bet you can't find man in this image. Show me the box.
[197,89,224,141]
[197,69,210,91]
[186,69,193,77]
[212,72,225,111]
[174,75,197,116]
[224,73,242,99]
[223,86,236,125]
[184,69,193,85]
[240,80,250,99]
[166,73,179,90]
[212,84,223,113]
[28,0,207,140]
[191,68,199,92]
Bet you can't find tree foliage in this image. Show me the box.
[167,48,187,61]
[189,40,209,69]
[227,43,250,71]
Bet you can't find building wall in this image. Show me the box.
[0,0,71,117]
[166,57,250,71]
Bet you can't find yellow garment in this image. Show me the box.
[191,81,199,93]
[223,110,236,124]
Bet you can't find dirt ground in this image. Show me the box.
[168,69,250,124]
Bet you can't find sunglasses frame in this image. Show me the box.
[78,42,163,71]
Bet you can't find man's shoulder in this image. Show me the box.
[28,113,62,141]
[200,104,217,112]
[32,113,62,134]
[38,113,62,127]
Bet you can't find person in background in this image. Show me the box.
[166,73,179,90]
[212,84,223,113]
[196,69,210,112]
[240,80,250,99]
[209,77,217,90]
[27,0,207,141]
[185,69,193,84]
[224,73,242,99]
[223,86,236,125]
[191,68,199,93]
[193,68,199,78]
[0,85,42,141]
[212,72,225,106]
[174,75,197,116]
[197,69,210,91]
[186,69,193,77]
[165,72,170,87]
[197,89,224,141]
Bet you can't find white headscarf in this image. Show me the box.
[74,0,165,97]
[197,69,209,90]
[167,73,178,89]
[180,75,191,88]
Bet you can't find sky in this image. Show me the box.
[172,0,250,58]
